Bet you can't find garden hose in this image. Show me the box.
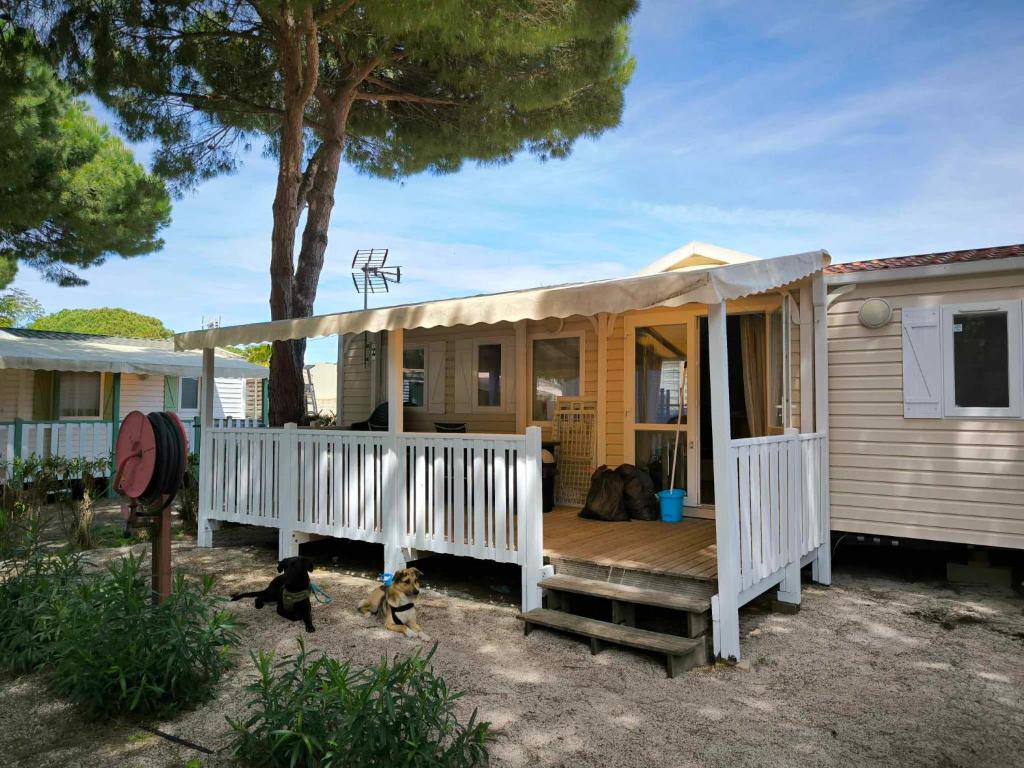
[139,412,188,513]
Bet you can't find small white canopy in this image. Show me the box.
[175,249,828,350]
[0,332,268,378]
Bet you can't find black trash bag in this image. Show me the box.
[615,464,661,521]
[578,465,630,522]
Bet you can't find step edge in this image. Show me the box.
[518,609,702,654]
[539,575,711,611]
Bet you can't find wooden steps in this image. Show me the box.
[519,609,707,678]
[540,574,711,614]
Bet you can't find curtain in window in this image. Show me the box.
[59,372,102,418]
[739,315,766,437]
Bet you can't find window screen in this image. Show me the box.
[403,348,425,407]
[477,344,502,407]
[180,378,199,410]
[952,311,1009,409]
[532,337,581,421]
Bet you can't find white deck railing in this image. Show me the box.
[182,416,263,455]
[713,429,828,659]
[198,425,546,611]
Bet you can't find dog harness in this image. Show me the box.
[390,602,415,626]
[377,585,415,626]
[281,588,310,611]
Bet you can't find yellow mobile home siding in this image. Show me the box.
[827,270,1024,549]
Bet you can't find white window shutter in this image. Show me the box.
[902,307,942,418]
[427,341,446,414]
[453,339,474,413]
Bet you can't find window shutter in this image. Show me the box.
[902,307,942,418]
[453,339,474,413]
[427,341,446,414]
[164,376,179,411]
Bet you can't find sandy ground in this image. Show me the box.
[1,538,1022,768]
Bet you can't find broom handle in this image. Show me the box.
[668,366,685,492]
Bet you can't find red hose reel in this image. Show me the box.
[115,411,190,603]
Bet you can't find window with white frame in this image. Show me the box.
[403,347,426,408]
[531,335,582,421]
[180,377,200,410]
[942,302,1022,418]
[902,301,1023,419]
[59,372,103,419]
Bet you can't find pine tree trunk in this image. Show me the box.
[267,16,316,427]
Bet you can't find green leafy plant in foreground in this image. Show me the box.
[46,554,240,717]
[0,545,239,718]
[230,642,490,768]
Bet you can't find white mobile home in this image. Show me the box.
[0,328,268,464]
[825,244,1024,550]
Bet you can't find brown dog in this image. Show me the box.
[358,567,428,639]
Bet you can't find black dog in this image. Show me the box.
[230,556,316,633]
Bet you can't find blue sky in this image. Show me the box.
[14,0,1024,361]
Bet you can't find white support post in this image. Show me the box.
[520,425,544,612]
[197,348,216,547]
[278,422,309,559]
[811,272,832,585]
[383,328,407,573]
[799,283,814,433]
[595,313,609,466]
[777,427,802,605]
[707,301,742,661]
[336,334,346,427]
[514,320,529,433]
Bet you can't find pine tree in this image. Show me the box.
[31,1,636,423]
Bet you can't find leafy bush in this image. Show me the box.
[0,543,240,718]
[176,453,200,534]
[46,554,240,717]
[0,546,87,673]
[0,453,110,550]
[230,643,490,768]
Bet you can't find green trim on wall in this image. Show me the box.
[50,373,61,420]
[108,373,121,498]
[12,418,23,460]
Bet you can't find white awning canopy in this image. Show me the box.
[175,250,828,350]
[0,334,268,378]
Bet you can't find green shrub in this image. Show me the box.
[0,547,87,673]
[46,554,240,717]
[230,643,490,768]
[176,453,200,534]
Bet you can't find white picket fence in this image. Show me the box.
[712,429,828,659]
[198,425,546,611]
[0,421,114,466]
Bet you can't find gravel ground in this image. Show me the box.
[1,539,1022,768]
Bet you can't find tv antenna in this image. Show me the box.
[351,249,401,310]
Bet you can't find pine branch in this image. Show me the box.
[353,90,457,106]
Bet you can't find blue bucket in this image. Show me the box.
[657,489,686,523]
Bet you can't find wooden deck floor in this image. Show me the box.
[542,506,718,581]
